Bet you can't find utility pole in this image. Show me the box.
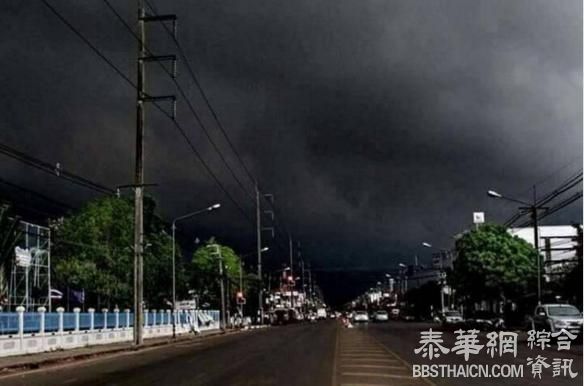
[532,185,542,305]
[133,2,177,346]
[133,0,146,346]
[209,244,226,330]
[255,182,263,324]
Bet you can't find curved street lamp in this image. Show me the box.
[171,203,221,338]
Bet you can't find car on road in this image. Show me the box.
[441,310,464,327]
[316,308,327,320]
[390,308,400,320]
[271,309,290,325]
[373,310,389,322]
[466,311,505,331]
[353,310,370,323]
[531,304,583,336]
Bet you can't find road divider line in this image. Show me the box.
[341,372,413,379]
[341,364,408,370]
[369,331,437,386]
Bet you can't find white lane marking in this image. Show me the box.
[341,364,407,370]
[341,372,413,379]
[340,358,400,363]
[340,384,393,386]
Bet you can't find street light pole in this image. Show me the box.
[171,203,220,338]
[289,234,295,310]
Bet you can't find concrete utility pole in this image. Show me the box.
[133,2,177,345]
[531,186,542,305]
[133,0,146,346]
[209,244,227,330]
[255,182,263,324]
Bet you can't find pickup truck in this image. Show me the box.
[531,304,583,336]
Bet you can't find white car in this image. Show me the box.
[353,311,370,323]
[532,304,582,335]
[374,310,389,322]
[442,310,464,326]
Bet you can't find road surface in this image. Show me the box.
[0,321,581,386]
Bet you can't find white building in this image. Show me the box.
[509,225,581,282]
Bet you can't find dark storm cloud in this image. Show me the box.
[0,0,581,300]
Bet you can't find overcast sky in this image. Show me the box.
[1,0,582,302]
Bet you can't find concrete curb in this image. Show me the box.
[0,329,241,374]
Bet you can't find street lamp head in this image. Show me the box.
[487,190,503,199]
[385,273,391,277]
[209,203,221,210]
[398,263,407,268]
[422,242,432,248]
[261,247,269,252]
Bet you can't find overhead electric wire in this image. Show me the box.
[516,191,583,227]
[102,0,256,205]
[0,177,73,211]
[41,0,258,228]
[140,0,296,258]
[0,141,114,195]
[143,0,257,188]
[142,0,293,239]
[504,169,582,226]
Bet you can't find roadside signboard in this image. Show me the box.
[176,300,197,310]
[473,212,485,224]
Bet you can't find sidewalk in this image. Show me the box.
[0,329,231,373]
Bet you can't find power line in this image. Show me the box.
[141,0,292,238]
[0,177,73,211]
[516,191,583,227]
[101,0,257,205]
[137,0,296,257]
[504,170,582,227]
[40,0,259,228]
[0,141,114,195]
[143,0,258,189]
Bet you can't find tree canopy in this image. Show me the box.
[449,223,538,303]
[52,196,178,309]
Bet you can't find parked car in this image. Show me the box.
[466,311,505,331]
[374,310,389,322]
[531,304,583,336]
[441,310,464,326]
[271,309,290,325]
[390,308,400,320]
[353,310,370,323]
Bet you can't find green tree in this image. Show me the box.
[52,196,177,309]
[449,223,538,306]
[188,239,243,309]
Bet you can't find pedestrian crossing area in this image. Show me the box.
[334,327,431,386]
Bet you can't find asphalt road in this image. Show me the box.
[0,323,336,386]
[364,321,583,386]
[0,321,581,386]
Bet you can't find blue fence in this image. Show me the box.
[0,310,220,335]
